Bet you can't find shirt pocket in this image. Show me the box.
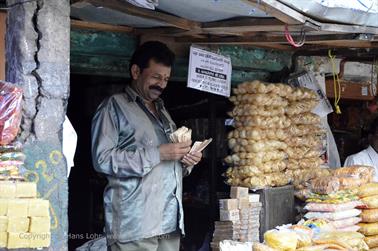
[140,132,155,148]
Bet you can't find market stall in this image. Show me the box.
[1,0,378,250]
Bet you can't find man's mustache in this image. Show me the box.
[149,86,164,92]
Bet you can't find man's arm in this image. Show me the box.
[91,98,161,178]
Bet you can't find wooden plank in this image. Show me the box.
[175,34,376,48]
[71,19,134,33]
[202,18,318,33]
[320,23,378,35]
[0,11,5,80]
[79,0,200,30]
[242,0,312,25]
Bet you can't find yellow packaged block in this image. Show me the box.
[0,199,8,216]
[7,217,30,232]
[28,199,49,217]
[0,216,7,232]
[15,182,37,198]
[7,232,30,249]
[0,232,6,247]
[29,217,50,233]
[29,232,50,248]
[0,182,16,198]
[7,199,28,217]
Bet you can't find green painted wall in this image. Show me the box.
[70,29,292,84]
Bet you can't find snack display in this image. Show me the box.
[357,182,378,249]
[225,80,324,189]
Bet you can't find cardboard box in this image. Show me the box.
[0,182,16,199]
[219,199,238,210]
[28,199,49,217]
[7,199,28,217]
[16,182,37,198]
[7,232,30,249]
[230,187,249,199]
[219,210,239,221]
[238,197,250,209]
[7,217,29,232]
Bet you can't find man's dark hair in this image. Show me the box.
[369,117,378,135]
[129,41,175,76]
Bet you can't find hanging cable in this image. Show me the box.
[328,50,342,114]
[284,24,306,48]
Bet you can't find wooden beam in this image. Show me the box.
[76,0,200,30]
[175,34,377,48]
[320,23,378,35]
[71,19,134,33]
[135,18,318,38]
[202,18,318,33]
[242,0,313,25]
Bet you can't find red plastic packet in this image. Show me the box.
[0,81,23,145]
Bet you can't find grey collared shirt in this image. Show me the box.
[91,86,185,244]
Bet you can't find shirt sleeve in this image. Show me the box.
[91,97,161,178]
[343,156,356,167]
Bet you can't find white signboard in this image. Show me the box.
[187,46,232,97]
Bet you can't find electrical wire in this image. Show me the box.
[328,50,342,114]
[284,24,306,48]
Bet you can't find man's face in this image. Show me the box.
[131,59,171,102]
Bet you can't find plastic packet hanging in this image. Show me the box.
[0,81,23,145]
[310,176,340,195]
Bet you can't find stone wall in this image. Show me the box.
[6,0,70,250]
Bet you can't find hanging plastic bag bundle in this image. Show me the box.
[0,81,23,145]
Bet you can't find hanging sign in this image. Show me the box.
[187,46,232,97]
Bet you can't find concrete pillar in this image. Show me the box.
[6,0,70,250]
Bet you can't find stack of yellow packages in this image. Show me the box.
[303,175,363,232]
[0,181,50,249]
[252,224,369,251]
[358,182,378,250]
[224,80,329,189]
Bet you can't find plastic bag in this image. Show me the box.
[361,195,378,209]
[358,222,378,236]
[359,183,378,198]
[304,201,363,212]
[289,225,313,248]
[365,235,378,248]
[336,225,360,232]
[264,229,298,251]
[334,166,375,184]
[301,218,335,236]
[304,209,361,221]
[360,209,378,223]
[313,231,368,250]
[0,81,23,145]
[310,176,340,195]
[252,243,279,251]
[330,217,361,228]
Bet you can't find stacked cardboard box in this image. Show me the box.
[0,181,51,249]
[211,187,262,249]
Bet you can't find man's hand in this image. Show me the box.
[181,151,202,167]
[159,141,191,161]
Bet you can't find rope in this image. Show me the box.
[328,50,342,114]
